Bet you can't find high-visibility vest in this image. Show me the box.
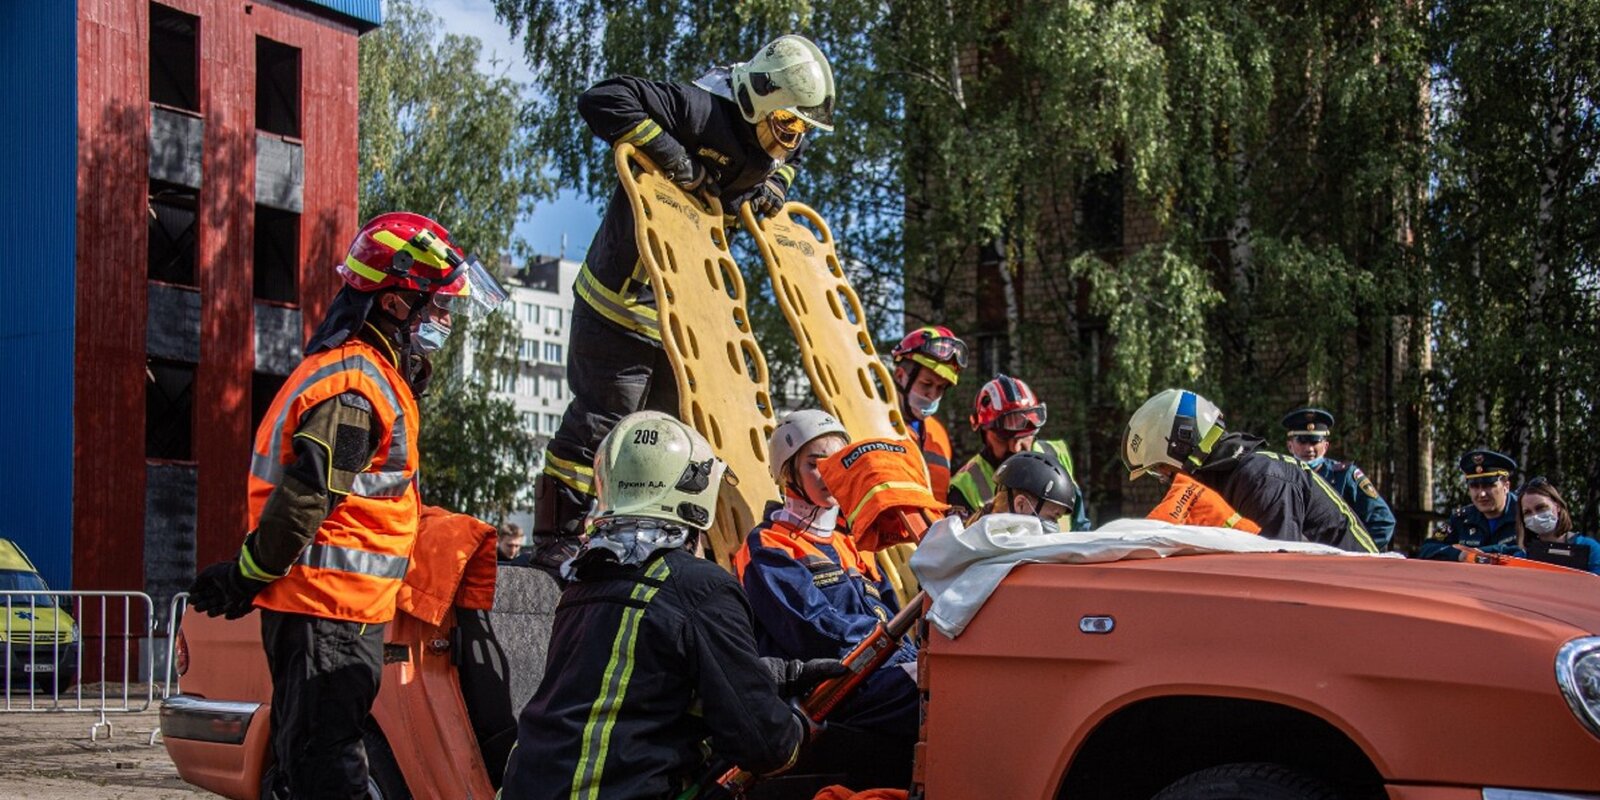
[1147,472,1261,533]
[250,339,422,624]
[733,514,884,588]
[917,416,954,503]
[949,439,1077,513]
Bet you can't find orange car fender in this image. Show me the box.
[371,609,496,800]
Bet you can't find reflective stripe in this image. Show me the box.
[775,164,796,186]
[845,481,930,528]
[571,558,672,798]
[296,543,409,580]
[252,354,410,485]
[343,254,388,284]
[370,229,449,269]
[617,118,663,147]
[238,542,279,582]
[923,451,951,470]
[1265,452,1378,553]
[544,453,595,495]
[350,470,414,498]
[574,262,661,340]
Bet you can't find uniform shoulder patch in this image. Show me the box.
[1428,526,1449,541]
[1351,467,1379,499]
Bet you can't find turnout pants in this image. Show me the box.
[536,303,679,537]
[260,609,385,799]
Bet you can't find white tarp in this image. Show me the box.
[908,515,1385,638]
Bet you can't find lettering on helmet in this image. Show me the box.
[618,480,668,490]
[1129,433,1143,453]
[631,428,660,446]
[840,441,907,468]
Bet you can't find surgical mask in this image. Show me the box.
[907,391,940,418]
[1524,511,1559,536]
[1306,456,1327,470]
[413,320,451,354]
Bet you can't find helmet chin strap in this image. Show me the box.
[372,292,434,389]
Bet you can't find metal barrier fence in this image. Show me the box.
[0,590,158,740]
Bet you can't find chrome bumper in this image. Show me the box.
[160,694,260,745]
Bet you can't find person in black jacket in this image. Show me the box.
[530,36,837,570]
[1121,389,1378,553]
[501,411,843,799]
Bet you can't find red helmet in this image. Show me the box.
[338,212,507,316]
[971,374,1047,434]
[892,325,967,385]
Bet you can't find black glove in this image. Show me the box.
[635,132,711,194]
[188,560,270,620]
[737,177,788,219]
[759,656,848,699]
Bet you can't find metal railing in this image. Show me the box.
[0,590,157,740]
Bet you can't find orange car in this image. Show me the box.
[165,552,1600,799]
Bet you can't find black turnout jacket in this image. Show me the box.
[1190,433,1377,553]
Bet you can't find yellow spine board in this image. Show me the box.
[741,202,925,603]
[616,145,777,570]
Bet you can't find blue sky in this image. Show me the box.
[424,0,602,261]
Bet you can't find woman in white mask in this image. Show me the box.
[732,410,921,789]
[1518,477,1600,574]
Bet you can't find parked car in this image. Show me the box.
[163,536,1600,799]
[0,538,79,694]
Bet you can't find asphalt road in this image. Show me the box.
[0,689,214,799]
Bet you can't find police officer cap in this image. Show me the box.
[1281,407,1334,438]
[1458,449,1517,482]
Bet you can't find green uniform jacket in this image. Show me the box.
[949,439,1092,530]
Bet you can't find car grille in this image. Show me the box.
[4,630,72,645]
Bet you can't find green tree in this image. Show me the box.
[1427,0,1600,526]
[360,0,552,519]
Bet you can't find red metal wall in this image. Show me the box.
[75,0,358,589]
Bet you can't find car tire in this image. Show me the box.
[1153,762,1343,800]
[363,722,412,800]
[256,724,411,800]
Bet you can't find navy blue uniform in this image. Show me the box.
[1313,459,1397,551]
[1419,494,1520,561]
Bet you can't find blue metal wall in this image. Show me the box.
[302,0,383,30]
[0,3,77,590]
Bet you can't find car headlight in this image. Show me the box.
[1556,636,1600,740]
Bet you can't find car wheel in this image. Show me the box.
[1153,762,1343,800]
[363,722,412,800]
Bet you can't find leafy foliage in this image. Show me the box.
[360,0,552,519]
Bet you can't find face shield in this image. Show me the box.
[432,255,509,320]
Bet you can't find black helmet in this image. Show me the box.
[993,451,1077,510]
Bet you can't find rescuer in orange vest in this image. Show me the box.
[1146,469,1262,533]
[889,326,966,502]
[187,212,507,798]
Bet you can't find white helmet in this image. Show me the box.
[592,411,728,532]
[1122,389,1225,480]
[731,35,836,131]
[767,409,848,484]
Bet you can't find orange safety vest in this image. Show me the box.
[1148,473,1261,534]
[249,339,422,624]
[918,416,954,503]
[733,514,884,589]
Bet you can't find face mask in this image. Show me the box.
[1306,456,1327,470]
[907,391,940,418]
[1523,511,1559,536]
[413,320,451,354]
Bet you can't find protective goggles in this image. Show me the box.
[992,405,1047,433]
[767,110,808,149]
[907,336,969,369]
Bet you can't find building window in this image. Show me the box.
[254,205,299,304]
[548,307,564,328]
[251,372,288,432]
[150,4,199,112]
[146,359,196,461]
[544,414,561,433]
[255,38,301,138]
[1077,168,1125,254]
[528,303,541,325]
[543,342,563,364]
[149,181,198,287]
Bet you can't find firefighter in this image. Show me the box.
[984,451,1080,530]
[531,35,837,570]
[890,326,966,501]
[1122,389,1377,552]
[187,212,508,798]
[734,410,919,789]
[1419,449,1520,561]
[502,411,844,799]
[948,374,1091,530]
[1281,407,1397,550]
